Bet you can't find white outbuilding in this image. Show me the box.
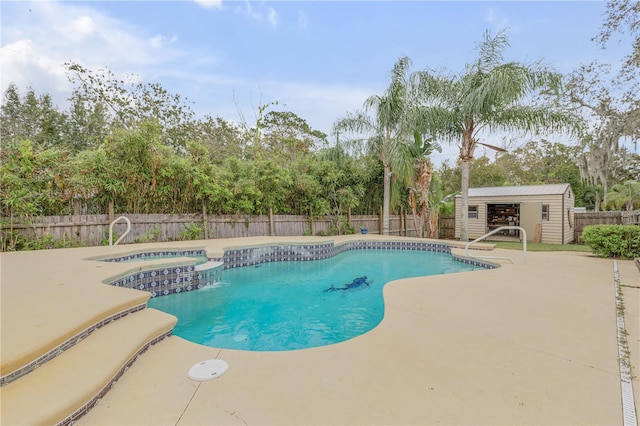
[454,183,576,244]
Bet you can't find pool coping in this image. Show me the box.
[2,235,637,425]
[1,237,486,385]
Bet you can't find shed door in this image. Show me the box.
[520,202,541,242]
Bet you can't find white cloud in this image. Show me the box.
[484,8,511,32]
[60,16,96,41]
[194,0,223,9]
[233,1,277,28]
[149,34,177,49]
[267,7,278,28]
[298,10,308,30]
[1,1,187,109]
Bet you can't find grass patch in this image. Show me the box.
[491,241,592,252]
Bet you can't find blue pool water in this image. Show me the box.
[148,249,481,351]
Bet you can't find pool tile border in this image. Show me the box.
[221,240,497,270]
[107,263,202,298]
[0,303,147,387]
[102,240,497,299]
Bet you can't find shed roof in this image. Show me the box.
[463,184,571,198]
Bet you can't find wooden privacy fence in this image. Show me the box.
[573,210,640,242]
[438,215,455,239]
[4,210,637,249]
[2,212,444,249]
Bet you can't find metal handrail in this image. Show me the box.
[464,226,527,264]
[109,216,131,246]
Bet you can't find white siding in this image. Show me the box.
[454,199,487,239]
[454,185,575,244]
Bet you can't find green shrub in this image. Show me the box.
[581,225,640,259]
[180,222,203,241]
[135,225,162,243]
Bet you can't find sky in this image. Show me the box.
[0,0,634,165]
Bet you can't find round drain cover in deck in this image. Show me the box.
[188,359,228,381]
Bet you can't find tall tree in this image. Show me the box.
[594,0,640,93]
[415,30,578,241]
[400,133,441,238]
[261,110,328,160]
[191,115,246,164]
[603,180,640,211]
[333,56,416,235]
[0,84,68,149]
[65,62,196,150]
[566,62,638,209]
[65,91,111,152]
[566,0,640,208]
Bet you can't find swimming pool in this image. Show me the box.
[148,248,484,351]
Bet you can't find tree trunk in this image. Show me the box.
[409,191,420,237]
[428,209,439,238]
[460,159,471,242]
[417,161,433,238]
[202,200,209,239]
[382,164,391,235]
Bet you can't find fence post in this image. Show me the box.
[108,200,114,225]
[269,207,275,236]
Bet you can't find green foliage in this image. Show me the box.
[135,225,162,243]
[260,110,328,159]
[0,139,73,219]
[581,225,640,259]
[416,29,580,241]
[1,228,25,251]
[333,56,419,234]
[2,230,83,251]
[436,138,594,208]
[101,228,119,246]
[327,216,355,236]
[602,181,640,211]
[1,84,69,149]
[64,62,196,150]
[180,222,203,241]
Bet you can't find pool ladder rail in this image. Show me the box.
[109,215,131,246]
[464,226,527,264]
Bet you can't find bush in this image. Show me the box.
[581,225,640,259]
[180,222,203,241]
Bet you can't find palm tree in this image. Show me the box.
[333,56,416,235]
[604,180,640,211]
[397,132,441,237]
[414,29,580,241]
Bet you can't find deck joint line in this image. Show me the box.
[613,259,638,426]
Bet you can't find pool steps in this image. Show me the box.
[0,308,177,425]
[0,240,497,425]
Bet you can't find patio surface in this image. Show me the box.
[1,235,638,425]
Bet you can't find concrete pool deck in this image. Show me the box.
[1,235,638,425]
